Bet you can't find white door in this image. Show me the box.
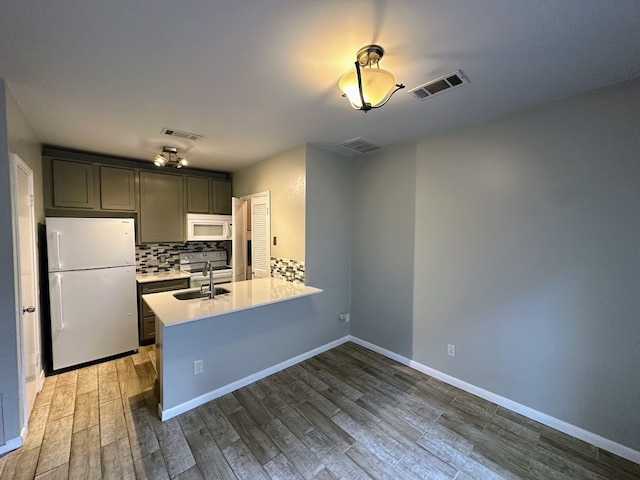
[50,266,137,370]
[250,193,271,278]
[232,197,246,282]
[10,153,42,426]
[46,217,135,271]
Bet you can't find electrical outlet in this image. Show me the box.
[338,312,350,323]
[447,344,455,357]
[193,359,204,375]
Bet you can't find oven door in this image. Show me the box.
[189,270,233,288]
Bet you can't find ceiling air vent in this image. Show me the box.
[161,128,203,141]
[409,69,469,101]
[337,137,383,155]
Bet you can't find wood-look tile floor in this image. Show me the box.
[1,342,639,479]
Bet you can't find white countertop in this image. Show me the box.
[136,271,191,283]
[142,277,323,327]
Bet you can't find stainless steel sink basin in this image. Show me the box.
[173,287,230,300]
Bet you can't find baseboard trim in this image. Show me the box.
[348,335,640,465]
[160,336,351,421]
[0,427,25,456]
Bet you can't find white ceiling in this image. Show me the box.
[1,1,640,172]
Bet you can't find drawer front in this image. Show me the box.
[142,315,156,340]
[141,278,189,294]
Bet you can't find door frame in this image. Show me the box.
[9,152,43,438]
[240,191,271,279]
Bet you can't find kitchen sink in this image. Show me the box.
[173,287,230,300]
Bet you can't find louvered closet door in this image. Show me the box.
[232,197,246,281]
[251,194,271,278]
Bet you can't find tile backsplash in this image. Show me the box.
[271,257,305,284]
[136,241,230,273]
[137,243,305,283]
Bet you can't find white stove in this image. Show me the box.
[179,250,233,288]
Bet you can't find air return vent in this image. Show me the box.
[161,128,203,141]
[409,69,469,101]
[337,137,383,155]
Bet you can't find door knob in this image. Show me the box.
[23,306,36,314]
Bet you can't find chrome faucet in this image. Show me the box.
[202,260,215,299]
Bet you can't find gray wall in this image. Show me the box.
[351,76,640,451]
[162,296,326,409]
[161,145,352,410]
[0,80,42,446]
[305,144,352,339]
[350,141,417,357]
[0,79,20,443]
[413,78,640,450]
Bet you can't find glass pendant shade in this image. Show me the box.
[154,154,166,166]
[339,67,397,109]
[152,147,187,168]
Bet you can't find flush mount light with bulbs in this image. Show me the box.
[338,44,405,112]
[153,146,188,168]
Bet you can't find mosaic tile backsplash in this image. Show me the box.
[136,242,304,283]
[271,257,305,284]
[136,241,230,273]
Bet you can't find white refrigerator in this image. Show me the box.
[46,217,138,370]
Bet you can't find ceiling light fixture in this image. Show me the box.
[339,44,405,112]
[153,146,188,168]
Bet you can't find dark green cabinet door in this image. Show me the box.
[138,278,189,344]
[139,171,184,243]
[211,180,232,214]
[186,176,210,213]
[100,166,136,211]
[52,160,96,209]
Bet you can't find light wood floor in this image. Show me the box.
[1,342,639,479]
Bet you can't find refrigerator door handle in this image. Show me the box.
[53,274,65,334]
[53,231,62,270]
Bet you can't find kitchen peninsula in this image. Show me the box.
[143,277,323,420]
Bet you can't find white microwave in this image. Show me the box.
[186,214,232,242]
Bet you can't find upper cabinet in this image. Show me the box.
[139,171,184,243]
[51,160,97,209]
[212,180,232,215]
[186,177,210,213]
[43,148,231,243]
[46,158,135,213]
[186,177,232,215]
[100,166,137,211]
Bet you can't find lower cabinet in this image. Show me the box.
[137,278,189,345]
